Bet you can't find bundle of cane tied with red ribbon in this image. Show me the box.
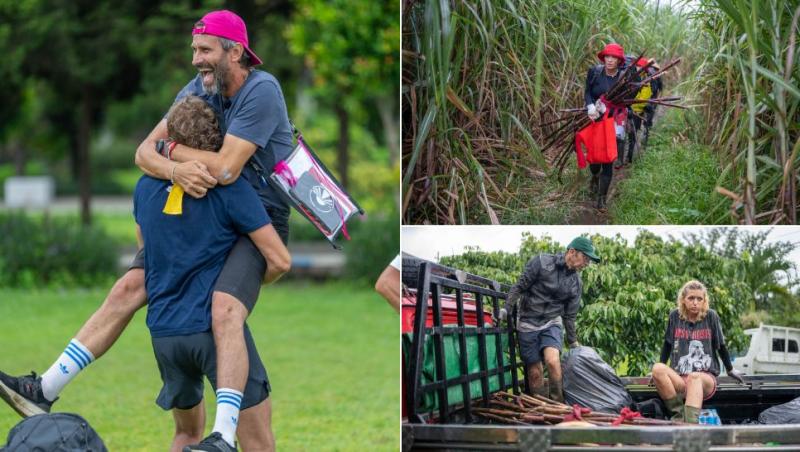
[536,51,686,179]
[471,392,686,426]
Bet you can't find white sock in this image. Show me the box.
[213,388,243,447]
[40,339,95,401]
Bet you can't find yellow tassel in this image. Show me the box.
[163,184,184,215]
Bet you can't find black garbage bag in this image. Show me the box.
[562,346,633,414]
[758,396,800,424]
[2,413,107,451]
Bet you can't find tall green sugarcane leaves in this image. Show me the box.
[403,0,800,223]
[402,105,437,194]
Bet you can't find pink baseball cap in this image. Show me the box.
[192,10,262,66]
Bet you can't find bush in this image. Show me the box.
[441,231,751,376]
[0,212,120,288]
[344,209,399,286]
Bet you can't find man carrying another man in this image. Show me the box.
[0,8,293,451]
[500,237,600,402]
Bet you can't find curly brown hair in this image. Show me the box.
[166,96,223,151]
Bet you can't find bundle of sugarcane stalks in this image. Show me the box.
[538,51,685,178]
[472,392,683,426]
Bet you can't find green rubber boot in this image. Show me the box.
[549,379,564,403]
[664,395,685,422]
[685,406,701,424]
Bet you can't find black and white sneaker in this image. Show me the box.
[0,370,55,417]
[183,432,237,452]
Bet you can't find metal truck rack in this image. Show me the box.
[403,255,525,424]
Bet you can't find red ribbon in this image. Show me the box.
[612,407,641,426]
[563,404,592,422]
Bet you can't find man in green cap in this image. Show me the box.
[499,236,600,402]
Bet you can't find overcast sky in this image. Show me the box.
[402,226,800,263]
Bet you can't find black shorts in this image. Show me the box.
[130,207,289,312]
[151,324,270,411]
[518,325,563,366]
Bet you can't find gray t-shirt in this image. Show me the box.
[173,70,294,215]
[664,308,726,376]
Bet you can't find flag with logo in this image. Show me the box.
[270,128,364,248]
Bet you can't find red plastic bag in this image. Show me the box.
[574,116,618,167]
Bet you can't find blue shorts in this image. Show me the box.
[518,324,563,366]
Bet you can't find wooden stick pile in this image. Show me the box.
[472,392,683,426]
[536,52,684,177]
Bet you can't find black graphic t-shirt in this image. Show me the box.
[664,308,725,376]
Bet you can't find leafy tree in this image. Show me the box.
[441,231,752,376]
[684,227,800,322]
[286,0,401,188]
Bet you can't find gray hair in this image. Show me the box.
[218,37,252,68]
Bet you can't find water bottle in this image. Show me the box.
[699,409,721,425]
[711,409,721,425]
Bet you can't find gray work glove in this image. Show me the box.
[586,104,599,121]
[595,99,607,115]
[498,308,508,322]
[728,368,745,385]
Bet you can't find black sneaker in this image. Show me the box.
[0,371,56,417]
[183,432,237,452]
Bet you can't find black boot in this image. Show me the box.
[597,173,611,210]
[549,379,564,403]
[530,385,548,398]
[596,193,606,209]
[589,174,599,195]
[627,134,636,164]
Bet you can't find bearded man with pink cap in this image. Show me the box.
[0,10,293,452]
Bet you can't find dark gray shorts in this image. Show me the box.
[130,208,289,312]
[151,324,270,411]
[518,325,563,366]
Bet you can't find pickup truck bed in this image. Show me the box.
[401,255,800,451]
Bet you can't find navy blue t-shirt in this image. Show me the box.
[133,176,270,338]
[173,70,294,216]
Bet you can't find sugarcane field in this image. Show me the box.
[401,0,800,225]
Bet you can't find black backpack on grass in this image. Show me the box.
[1,413,107,451]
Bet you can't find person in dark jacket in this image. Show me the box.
[499,237,600,402]
[584,43,627,209]
[625,57,662,163]
[651,280,745,423]
[641,60,663,148]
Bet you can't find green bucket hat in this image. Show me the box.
[567,236,600,262]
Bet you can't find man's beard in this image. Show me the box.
[199,58,230,96]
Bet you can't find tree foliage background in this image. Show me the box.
[0,0,399,221]
[439,229,799,376]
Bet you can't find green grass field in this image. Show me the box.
[0,282,399,451]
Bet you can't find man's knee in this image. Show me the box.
[686,372,704,384]
[211,292,248,332]
[543,351,560,369]
[652,362,669,377]
[105,269,147,314]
